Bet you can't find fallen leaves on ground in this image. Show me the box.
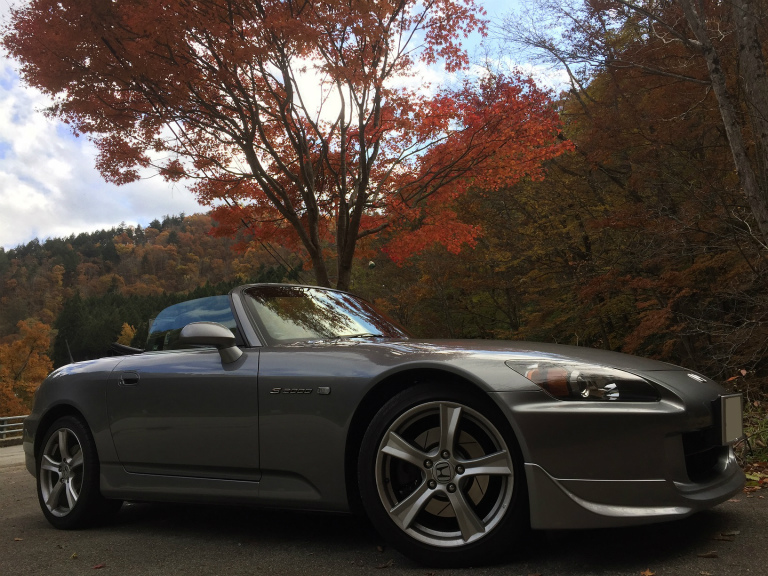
[697,551,719,558]
[712,529,739,541]
[376,559,394,569]
[93,563,107,569]
[743,461,767,492]
[640,569,655,576]
[13,537,22,541]
[712,534,733,541]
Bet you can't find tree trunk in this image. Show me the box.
[307,248,331,288]
[677,0,768,245]
[733,0,768,197]
[335,214,359,292]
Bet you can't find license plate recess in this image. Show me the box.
[720,393,743,445]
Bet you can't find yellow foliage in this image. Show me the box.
[117,323,137,346]
[39,308,55,324]
[95,273,126,295]
[115,243,134,256]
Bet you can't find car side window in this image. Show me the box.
[145,295,243,351]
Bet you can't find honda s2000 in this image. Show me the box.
[23,284,744,566]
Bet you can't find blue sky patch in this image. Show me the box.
[0,69,17,91]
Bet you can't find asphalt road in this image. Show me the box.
[2,445,766,576]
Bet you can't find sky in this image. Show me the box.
[0,0,542,251]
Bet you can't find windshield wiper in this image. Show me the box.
[315,333,384,343]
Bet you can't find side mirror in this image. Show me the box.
[178,322,243,364]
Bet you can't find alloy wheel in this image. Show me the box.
[374,401,515,547]
[39,427,84,517]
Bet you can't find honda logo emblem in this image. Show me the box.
[433,461,453,484]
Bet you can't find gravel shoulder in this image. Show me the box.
[0,444,24,469]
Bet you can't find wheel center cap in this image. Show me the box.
[432,460,453,484]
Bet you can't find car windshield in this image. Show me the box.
[242,285,410,344]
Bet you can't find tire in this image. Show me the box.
[358,383,528,567]
[36,415,122,529]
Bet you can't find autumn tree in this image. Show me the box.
[498,0,768,246]
[4,0,568,290]
[0,320,54,416]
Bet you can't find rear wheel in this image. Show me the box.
[37,415,121,529]
[358,384,527,566]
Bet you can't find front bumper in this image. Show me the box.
[525,450,743,529]
[492,372,745,530]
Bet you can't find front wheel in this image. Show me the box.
[37,415,121,529]
[358,384,527,566]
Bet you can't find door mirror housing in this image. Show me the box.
[178,322,243,364]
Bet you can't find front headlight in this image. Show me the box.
[505,360,660,402]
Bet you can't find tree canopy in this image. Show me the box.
[3,0,569,289]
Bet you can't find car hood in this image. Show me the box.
[419,339,686,371]
[288,338,684,372]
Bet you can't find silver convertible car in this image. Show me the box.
[24,284,744,566]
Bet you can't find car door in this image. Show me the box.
[106,348,260,481]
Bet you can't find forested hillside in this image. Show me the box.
[0,213,293,330]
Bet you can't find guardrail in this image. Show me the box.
[0,415,27,446]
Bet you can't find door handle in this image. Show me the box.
[119,372,140,386]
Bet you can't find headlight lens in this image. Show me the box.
[505,360,660,402]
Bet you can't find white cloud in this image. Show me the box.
[0,0,204,249]
[472,58,571,93]
[0,52,206,250]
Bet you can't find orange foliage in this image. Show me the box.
[0,320,54,416]
[382,75,572,262]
